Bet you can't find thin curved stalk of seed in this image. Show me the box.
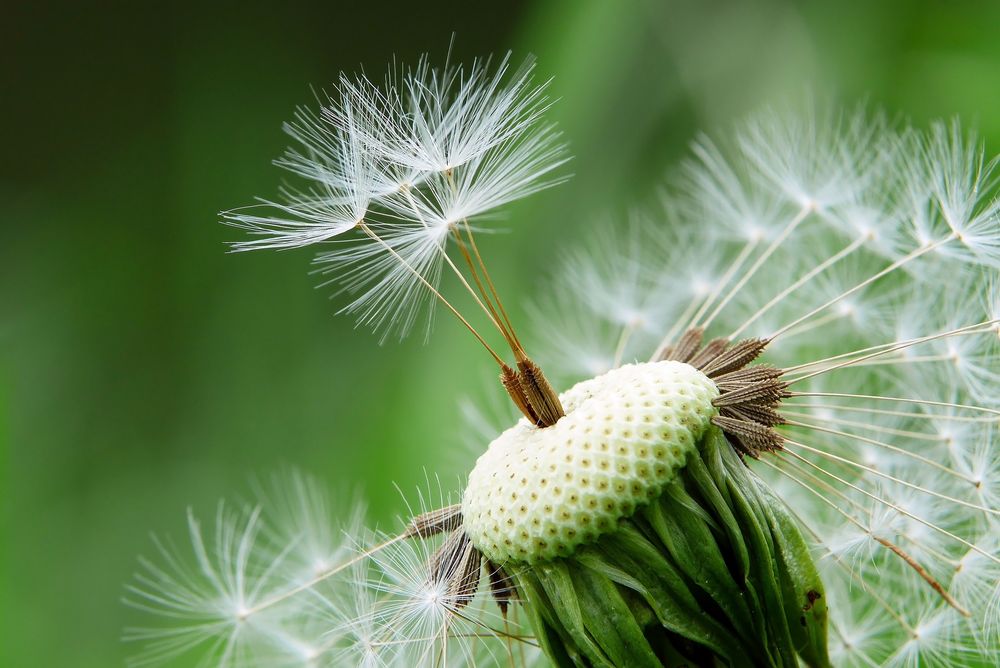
[770,460,970,620]
[821,352,967,370]
[771,453,932,546]
[779,448,1000,565]
[786,392,1000,417]
[654,292,708,360]
[442,168,525,356]
[242,532,408,618]
[650,237,761,362]
[763,456,920,635]
[773,461,960,607]
[780,411,952,443]
[780,416,978,484]
[766,458,929,629]
[452,230,514,344]
[829,621,883,668]
[613,321,639,368]
[462,218,525,355]
[787,320,998,383]
[783,322,995,374]
[513,607,527,667]
[781,402,1000,423]
[729,233,868,339]
[689,238,761,326]
[775,310,849,340]
[437,618,448,667]
[762,455,970,617]
[501,615,517,668]
[366,632,538,648]
[784,438,995,514]
[360,223,506,366]
[769,234,956,341]
[699,202,815,330]
[450,225,531,368]
[400,187,508,339]
[875,536,972,617]
[448,605,540,649]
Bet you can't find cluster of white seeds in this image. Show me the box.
[462,361,719,562]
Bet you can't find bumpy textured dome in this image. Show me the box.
[462,361,719,563]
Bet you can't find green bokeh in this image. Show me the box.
[4,1,1000,665]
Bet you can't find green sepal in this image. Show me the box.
[570,564,662,667]
[755,479,831,668]
[512,569,581,668]
[719,453,798,667]
[681,444,751,579]
[643,494,757,638]
[534,560,615,666]
[588,527,747,662]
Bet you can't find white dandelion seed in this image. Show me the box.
[346,52,555,175]
[221,50,567,344]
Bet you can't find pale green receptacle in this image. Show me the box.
[463,361,720,563]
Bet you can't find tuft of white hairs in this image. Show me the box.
[222,51,569,341]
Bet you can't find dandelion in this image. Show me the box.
[128,49,1000,667]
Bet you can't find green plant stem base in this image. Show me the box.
[512,426,830,668]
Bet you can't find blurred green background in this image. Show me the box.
[4,0,1000,665]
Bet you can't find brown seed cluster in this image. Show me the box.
[658,327,788,456]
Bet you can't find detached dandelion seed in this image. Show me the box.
[128,48,1000,667]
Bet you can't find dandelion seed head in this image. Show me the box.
[142,59,1000,666]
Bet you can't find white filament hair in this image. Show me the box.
[222,50,567,340]
[223,101,373,252]
[343,52,555,174]
[125,473,366,667]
